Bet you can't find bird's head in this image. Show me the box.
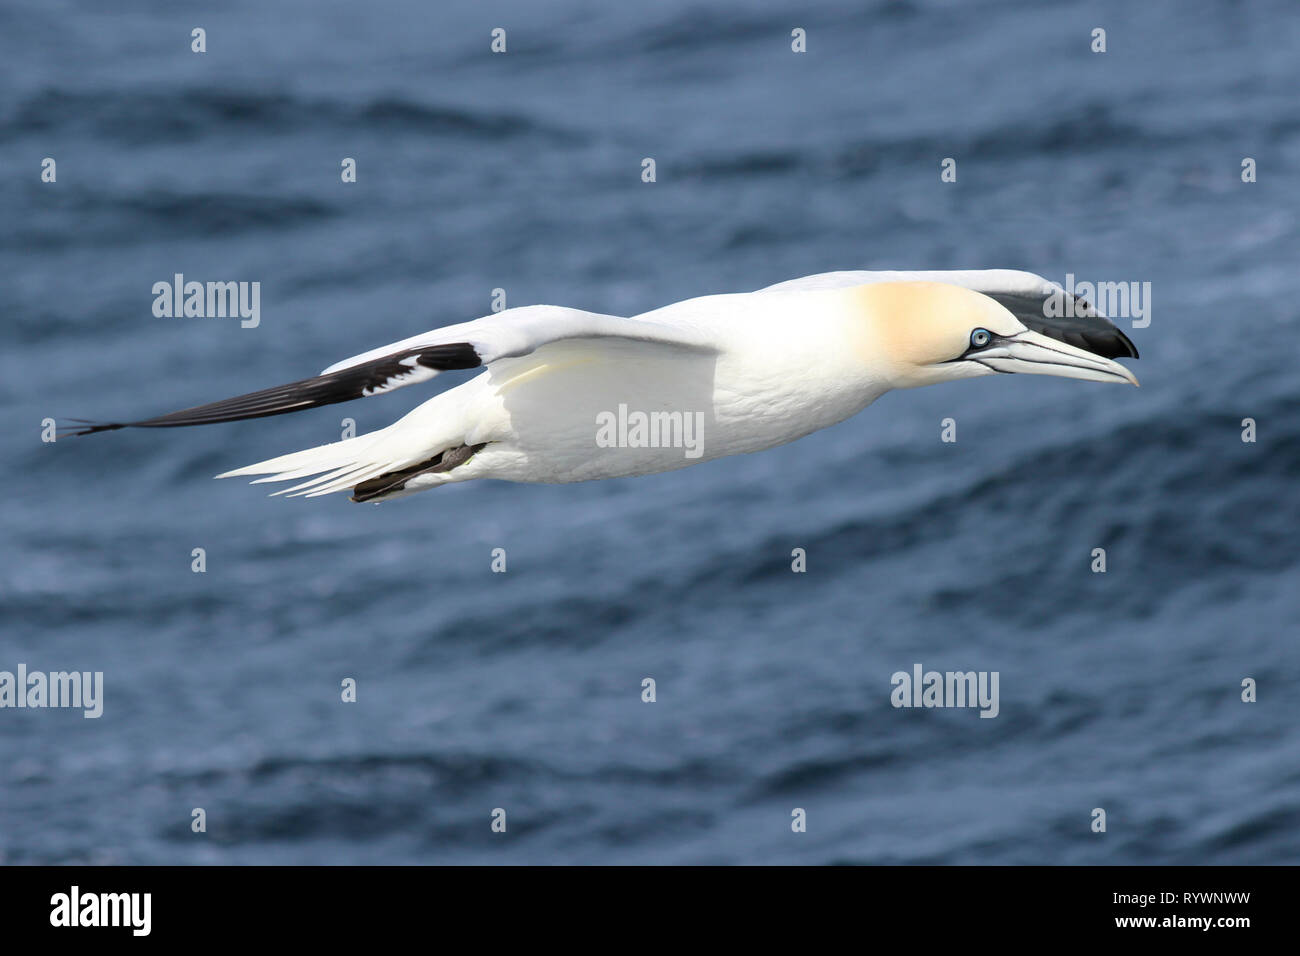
[853,281,1139,390]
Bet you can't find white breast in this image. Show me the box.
[458,289,887,483]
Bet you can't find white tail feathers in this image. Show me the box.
[217,429,380,478]
[215,428,410,498]
[214,377,490,499]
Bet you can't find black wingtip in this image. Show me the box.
[59,419,126,438]
[59,342,486,436]
[1109,327,1140,360]
[1041,323,1140,361]
[988,291,1140,361]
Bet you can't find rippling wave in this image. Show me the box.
[2,0,1298,865]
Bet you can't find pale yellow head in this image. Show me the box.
[846,281,1139,390]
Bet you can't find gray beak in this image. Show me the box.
[972,329,1140,386]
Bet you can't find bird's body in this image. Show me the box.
[370,288,879,490]
[72,270,1139,502]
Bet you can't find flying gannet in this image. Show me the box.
[70,270,1139,502]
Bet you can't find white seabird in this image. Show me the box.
[71,270,1139,502]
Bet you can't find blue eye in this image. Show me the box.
[970,328,992,348]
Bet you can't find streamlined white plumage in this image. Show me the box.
[74,270,1139,502]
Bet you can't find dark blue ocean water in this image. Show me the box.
[2,0,1298,864]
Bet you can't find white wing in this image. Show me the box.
[321,304,715,374]
[758,269,1058,297]
[71,305,717,434]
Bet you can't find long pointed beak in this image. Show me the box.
[973,329,1140,386]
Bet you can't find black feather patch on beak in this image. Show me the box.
[987,292,1139,360]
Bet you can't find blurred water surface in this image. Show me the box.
[2,0,1298,863]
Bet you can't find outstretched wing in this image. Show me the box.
[66,342,482,435]
[760,270,1139,359]
[68,305,716,435]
